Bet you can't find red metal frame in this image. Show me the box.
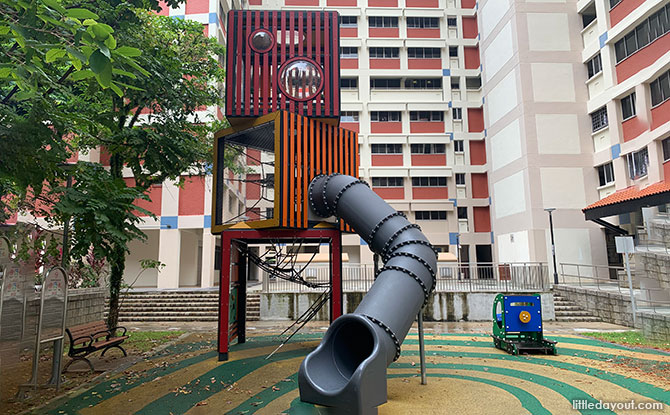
[216,228,343,360]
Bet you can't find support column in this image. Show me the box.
[201,232,217,288]
[158,229,181,289]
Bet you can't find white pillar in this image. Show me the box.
[158,229,181,289]
[201,232,217,288]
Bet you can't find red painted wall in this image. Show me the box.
[373,187,404,199]
[470,141,487,165]
[185,0,208,14]
[461,0,476,8]
[248,0,262,4]
[341,27,358,37]
[471,173,489,198]
[247,149,261,166]
[341,59,359,69]
[411,154,446,166]
[408,59,441,69]
[407,28,440,39]
[621,116,647,142]
[179,176,205,216]
[369,28,399,38]
[664,160,670,182]
[462,17,478,39]
[370,58,401,69]
[368,0,397,5]
[406,0,438,6]
[370,122,402,133]
[464,47,480,69]
[246,174,261,200]
[609,0,646,27]
[651,99,670,130]
[468,108,484,133]
[286,0,319,5]
[124,178,162,217]
[412,187,448,199]
[157,0,169,15]
[372,154,403,166]
[99,147,111,166]
[410,122,445,134]
[473,206,491,233]
[616,33,670,83]
[340,122,360,133]
[328,0,357,5]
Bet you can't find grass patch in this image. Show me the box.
[124,331,186,353]
[581,331,670,351]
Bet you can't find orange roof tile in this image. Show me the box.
[583,181,670,211]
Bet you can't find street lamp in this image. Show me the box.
[544,208,559,285]
[58,162,76,269]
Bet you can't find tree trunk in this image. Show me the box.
[107,243,125,331]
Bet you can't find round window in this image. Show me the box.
[279,58,324,101]
[249,29,274,53]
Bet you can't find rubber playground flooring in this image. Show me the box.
[41,331,670,415]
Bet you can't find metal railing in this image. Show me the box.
[261,262,550,293]
[559,263,670,315]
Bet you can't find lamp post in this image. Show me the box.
[58,163,75,269]
[544,208,559,285]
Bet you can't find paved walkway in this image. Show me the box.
[38,321,670,415]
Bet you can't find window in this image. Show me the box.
[610,0,622,9]
[586,53,602,79]
[621,93,636,120]
[369,47,399,59]
[452,108,462,120]
[407,17,439,29]
[650,69,670,107]
[410,111,444,122]
[449,46,458,57]
[370,78,401,89]
[457,207,468,219]
[412,177,447,186]
[454,140,464,152]
[341,111,359,122]
[404,78,442,89]
[597,162,615,187]
[266,207,274,218]
[415,211,447,220]
[455,173,466,185]
[340,47,358,58]
[341,78,358,89]
[663,137,670,161]
[581,3,596,28]
[369,16,398,28]
[408,47,441,59]
[451,77,460,89]
[371,143,402,154]
[627,147,649,180]
[447,17,457,27]
[340,16,357,27]
[465,76,481,90]
[371,177,403,187]
[411,143,446,154]
[590,106,608,132]
[371,111,401,122]
[614,5,670,62]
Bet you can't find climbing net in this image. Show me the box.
[223,147,276,224]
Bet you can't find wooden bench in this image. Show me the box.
[62,320,129,373]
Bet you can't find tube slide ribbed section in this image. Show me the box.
[299,174,437,414]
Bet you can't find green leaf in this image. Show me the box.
[12,30,25,48]
[104,35,116,50]
[96,62,112,87]
[42,0,66,13]
[88,50,110,74]
[109,82,123,97]
[88,24,110,41]
[69,54,83,70]
[0,26,9,35]
[83,19,97,26]
[45,48,66,63]
[70,69,95,80]
[66,8,99,20]
[112,68,136,79]
[0,68,11,78]
[123,59,150,77]
[115,46,142,57]
[66,47,86,62]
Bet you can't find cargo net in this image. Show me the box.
[224,147,276,224]
[242,238,330,289]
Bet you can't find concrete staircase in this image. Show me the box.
[116,290,220,322]
[246,293,261,321]
[553,293,601,322]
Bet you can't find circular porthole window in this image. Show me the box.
[249,29,274,53]
[279,58,324,101]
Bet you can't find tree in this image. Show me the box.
[49,8,226,329]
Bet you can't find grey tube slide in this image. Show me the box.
[299,174,437,414]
